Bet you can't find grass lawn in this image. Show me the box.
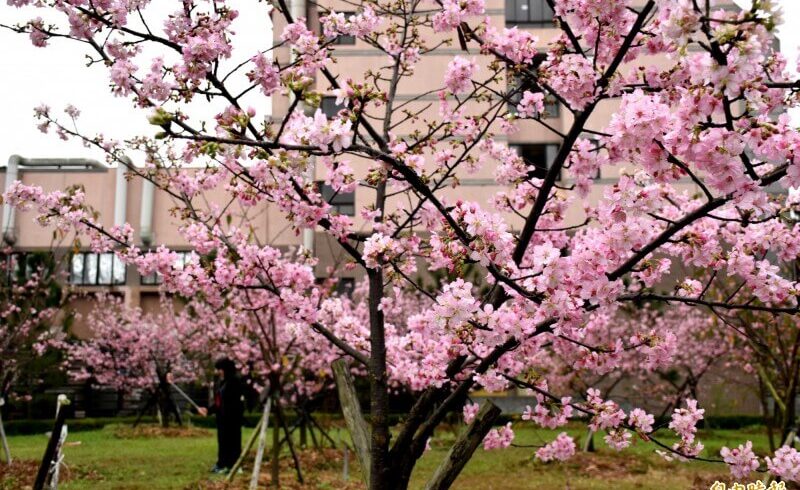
[0,421,776,489]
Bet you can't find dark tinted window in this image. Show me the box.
[505,0,554,26]
[509,144,560,180]
[321,12,356,45]
[335,277,355,297]
[319,183,356,216]
[321,96,346,118]
[140,251,192,285]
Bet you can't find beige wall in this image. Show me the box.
[1,163,303,335]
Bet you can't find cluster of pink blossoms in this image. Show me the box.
[481,26,538,64]
[766,446,800,482]
[320,7,381,40]
[279,110,353,153]
[535,433,576,463]
[483,422,515,451]
[280,19,329,76]
[720,442,761,479]
[522,390,573,429]
[443,57,478,95]
[515,91,544,119]
[247,54,281,96]
[432,0,485,32]
[667,399,705,458]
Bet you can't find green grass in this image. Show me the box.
[1,422,776,489]
[4,424,244,489]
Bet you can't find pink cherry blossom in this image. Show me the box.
[721,441,760,479]
[536,433,576,462]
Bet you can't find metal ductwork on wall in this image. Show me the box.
[2,155,106,245]
[139,178,155,246]
[114,157,132,228]
[290,0,314,254]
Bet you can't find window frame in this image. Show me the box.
[509,143,561,180]
[505,0,555,26]
[70,252,127,286]
[1,252,27,283]
[320,11,357,45]
[140,251,192,286]
[318,182,356,216]
[320,96,346,118]
[507,57,560,119]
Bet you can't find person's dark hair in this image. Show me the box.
[214,357,237,379]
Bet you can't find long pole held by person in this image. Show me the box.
[166,373,203,413]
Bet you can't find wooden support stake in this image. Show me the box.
[423,401,502,490]
[582,429,595,453]
[0,398,10,465]
[33,396,71,490]
[342,444,349,481]
[332,359,371,487]
[270,408,279,488]
[249,397,272,490]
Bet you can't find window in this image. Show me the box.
[509,144,560,180]
[70,252,126,286]
[505,0,554,26]
[1,252,56,284]
[141,251,192,285]
[509,92,559,118]
[543,95,560,118]
[335,277,355,297]
[585,137,602,179]
[1,253,27,283]
[507,60,559,119]
[321,96,346,118]
[319,182,356,216]
[315,276,356,297]
[320,12,356,45]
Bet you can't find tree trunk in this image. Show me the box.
[423,401,501,490]
[300,418,307,448]
[367,268,390,490]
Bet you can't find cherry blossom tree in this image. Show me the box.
[516,302,734,451]
[696,269,800,453]
[538,303,734,419]
[60,294,201,426]
[5,0,800,486]
[0,249,66,401]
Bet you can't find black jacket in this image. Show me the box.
[211,376,245,426]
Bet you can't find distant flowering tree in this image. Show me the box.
[61,294,200,426]
[5,0,800,486]
[0,249,66,401]
[530,303,735,423]
[697,270,800,453]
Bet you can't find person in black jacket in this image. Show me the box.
[199,358,244,473]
